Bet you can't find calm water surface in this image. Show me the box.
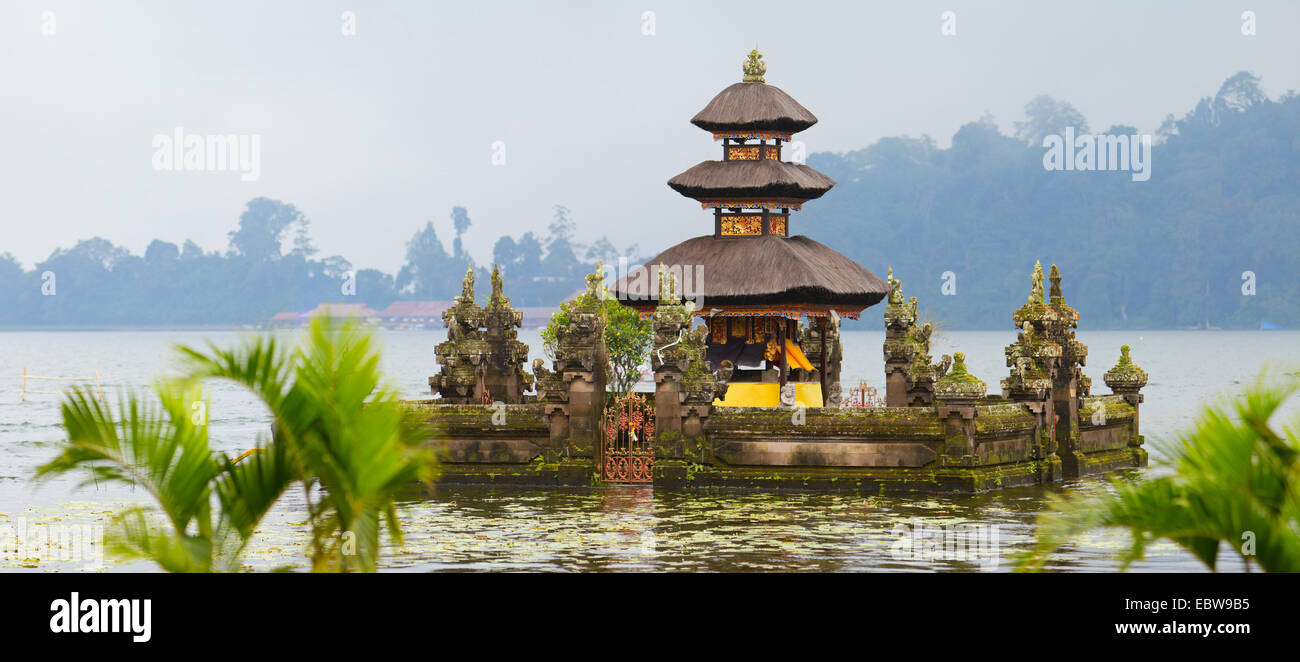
[2,327,1296,572]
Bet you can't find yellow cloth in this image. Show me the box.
[784,340,814,371]
[712,382,823,407]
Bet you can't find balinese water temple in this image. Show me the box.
[415,51,1149,493]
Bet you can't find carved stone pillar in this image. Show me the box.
[1003,262,1078,473]
[553,280,608,459]
[1104,345,1148,448]
[935,353,985,467]
[882,267,917,407]
[482,264,532,403]
[431,266,488,404]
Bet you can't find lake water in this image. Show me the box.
[2,327,1296,572]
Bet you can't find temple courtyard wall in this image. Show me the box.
[416,261,1147,494]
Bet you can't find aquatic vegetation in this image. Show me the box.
[1019,367,1300,572]
[33,317,438,572]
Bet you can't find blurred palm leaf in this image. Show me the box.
[37,316,438,572]
[1019,368,1300,572]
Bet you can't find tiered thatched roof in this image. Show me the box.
[691,82,819,134]
[668,160,834,201]
[613,235,888,310]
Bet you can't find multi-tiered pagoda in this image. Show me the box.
[614,50,888,407]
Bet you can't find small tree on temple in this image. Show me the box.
[542,266,653,394]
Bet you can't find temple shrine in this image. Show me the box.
[613,49,888,408]
[414,51,1149,493]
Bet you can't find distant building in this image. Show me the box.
[301,303,378,320]
[377,300,453,328]
[267,311,301,328]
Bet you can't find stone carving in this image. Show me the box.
[779,383,797,407]
[1029,260,1045,306]
[1103,345,1148,394]
[652,265,725,458]
[799,315,843,393]
[431,264,532,403]
[935,352,986,405]
[826,381,843,407]
[882,269,945,406]
[459,264,475,303]
[1003,263,1089,402]
[431,266,489,403]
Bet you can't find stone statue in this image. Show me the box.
[459,264,475,303]
[887,265,902,304]
[1029,260,1044,305]
[656,263,679,304]
[585,260,604,302]
[827,381,843,407]
[779,383,796,407]
[490,263,504,304]
[935,353,952,380]
[1049,263,1062,301]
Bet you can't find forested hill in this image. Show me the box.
[1,72,1295,329]
[803,71,1299,330]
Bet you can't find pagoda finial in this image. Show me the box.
[742,49,766,83]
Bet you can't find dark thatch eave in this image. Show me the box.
[667,160,835,201]
[691,82,819,134]
[611,235,888,308]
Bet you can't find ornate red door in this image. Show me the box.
[600,392,655,483]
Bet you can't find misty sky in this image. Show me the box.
[2,1,1297,274]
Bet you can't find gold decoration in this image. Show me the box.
[764,147,780,160]
[701,200,803,211]
[721,215,762,236]
[729,317,749,339]
[727,146,760,160]
[768,216,787,235]
[742,49,766,83]
[710,317,727,344]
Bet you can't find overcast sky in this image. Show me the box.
[2,1,1297,274]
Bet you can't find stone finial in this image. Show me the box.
[490,263,504,304]
[887,265,902,304]
[458,264,475,303]
[1104,345,1148,393]
[656,263,680,305]
[742,48,766,83]
[1049,263,1062,301]
[584,261,605,303]
[936,351,986,404]
[1029,260,1044,305]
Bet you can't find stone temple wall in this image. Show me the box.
[413,263,1148,493]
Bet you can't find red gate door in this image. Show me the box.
[601,392,655,483]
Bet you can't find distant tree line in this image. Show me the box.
[0,200,633,326]
[806,71,1298,330]
[1,71,1294,329]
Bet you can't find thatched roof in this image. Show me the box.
[668,160,835,201]
[611,235,888,308]
[691,82,819,134]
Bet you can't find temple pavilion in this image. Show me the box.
[613,50,888,407]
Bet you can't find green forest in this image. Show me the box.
[805,71,1298,330]
[0,72,1295,329]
